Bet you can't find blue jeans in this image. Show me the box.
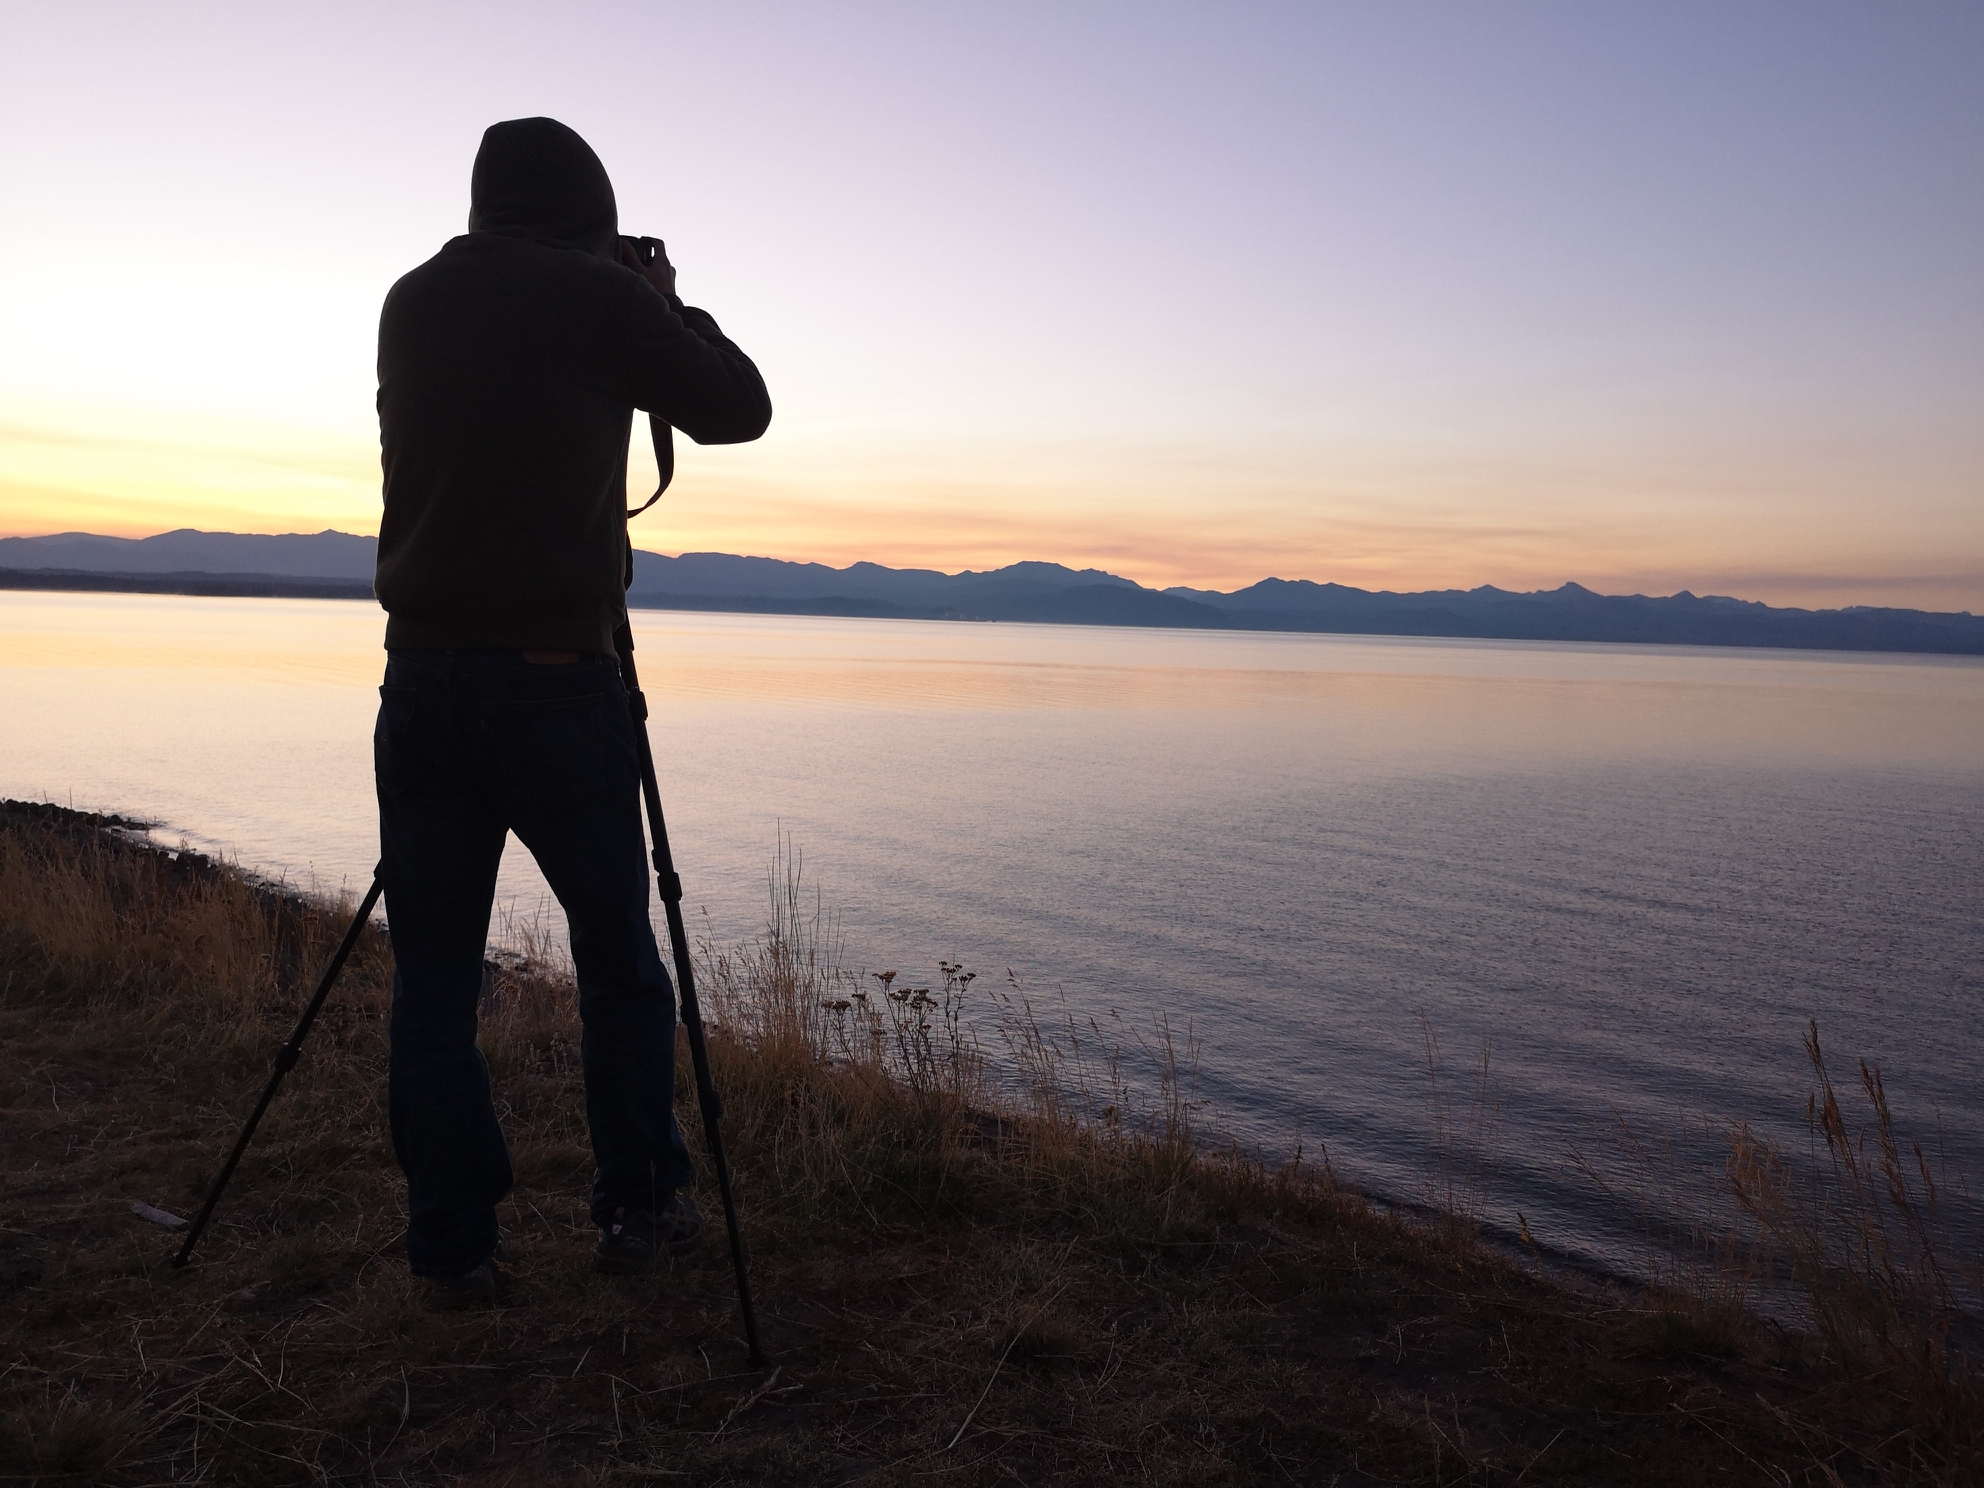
[374,648,692,1277]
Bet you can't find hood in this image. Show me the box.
[468,117,619,259]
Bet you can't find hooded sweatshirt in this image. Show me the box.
[374,117,771,653]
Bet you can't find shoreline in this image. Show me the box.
[0,801,1605,1280]
[9,795,1978,1295]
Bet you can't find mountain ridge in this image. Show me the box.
[2,528,1978,655]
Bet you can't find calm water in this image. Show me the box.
[5,589,1981,1273]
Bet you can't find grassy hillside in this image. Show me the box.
[0,802,1975,1485]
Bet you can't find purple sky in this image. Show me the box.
[2,3,1979,605]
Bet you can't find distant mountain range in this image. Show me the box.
[3,527,1980,656]
[0,528,379,579]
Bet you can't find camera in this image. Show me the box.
[625,235,662,266]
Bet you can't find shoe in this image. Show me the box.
[423,1256,508,1311]
[596,1194,705,1274]
[420,1234,512,1311]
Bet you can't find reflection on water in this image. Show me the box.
[5,589,1982,1274]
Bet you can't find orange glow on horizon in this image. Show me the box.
[3,407,1979,613]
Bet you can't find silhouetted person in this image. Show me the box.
[372,116,770,1308]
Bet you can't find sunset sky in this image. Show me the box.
[2,3,1980,608]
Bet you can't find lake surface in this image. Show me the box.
[5,589,1981,1275]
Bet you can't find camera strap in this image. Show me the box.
[628,414,674,520]
[623,414,675,590]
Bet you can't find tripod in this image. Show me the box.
[171,636,766,1368]
[172,874,384,1269]
[612,620,765,1366]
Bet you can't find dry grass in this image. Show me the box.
[1417,1020,1507,1258]
[1,800,1978,1486]
[1725,1025,1983,1449]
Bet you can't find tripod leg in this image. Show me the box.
[614,625,768,1368]
[172,872,385,1268]
[660,892,767,1367]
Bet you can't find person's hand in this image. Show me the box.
[621,237,677,300]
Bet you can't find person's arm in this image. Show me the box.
[619,240,771,445]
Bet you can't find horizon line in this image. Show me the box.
[2,525,1979,616]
